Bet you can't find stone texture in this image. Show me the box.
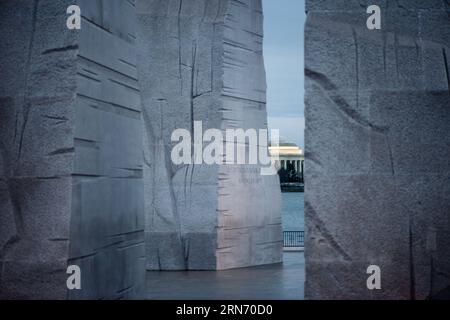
[305,1,450,299]
[69,0,145,300]
[136,0,282,271]
[0,0,77,299]
[0,0,145,299]
[1,0,281,299]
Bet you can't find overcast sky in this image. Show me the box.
[263,0,306,148]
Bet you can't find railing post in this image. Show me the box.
[283,231,304,247]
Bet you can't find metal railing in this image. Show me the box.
[283,231,304,247]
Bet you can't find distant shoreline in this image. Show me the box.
[280,183,304,193]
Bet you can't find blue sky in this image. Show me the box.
[263,0,306,148]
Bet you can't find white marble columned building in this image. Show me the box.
[269,142,304,178]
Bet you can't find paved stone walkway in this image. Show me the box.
[147,252,304,300]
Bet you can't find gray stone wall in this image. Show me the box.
[136,0,282,271]
[217,0,282,270]
[0,0,281,298]
[0,0,145,299]
[0,0,77,299]
[69,0,145,300]
[305,0,450,299]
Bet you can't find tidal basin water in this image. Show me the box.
[282,192,304,231]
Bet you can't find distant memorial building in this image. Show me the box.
[269,141,304,184]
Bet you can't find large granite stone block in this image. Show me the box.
[1,0,145,299]
[70,0,145,300]
[305,0,450,299]
[0,0,282,298]
[137,0,282,271]
[0,0,77,299]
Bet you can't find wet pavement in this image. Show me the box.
[147,252,304,300]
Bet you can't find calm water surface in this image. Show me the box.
[281,192,304,231]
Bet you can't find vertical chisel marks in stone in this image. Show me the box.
[382,32,388,75]
[352,28,359,110]
[190,41,198,135]
[0,192,23,285]
[394,33,400,82]
[17,0,39,162]
[142,110,157,228]
[0,134,11,178]
[211,0,223,97]
[443,48,450,94]
[214,0,223,24]
[386,135,396,177]
[211,27,215,93]
[188,41,198,214]
[0,235,20,281]
[0,137,24,274]
[415,39,424,88]
[167,148,183,235]
[305,202,352,262]
[13,111,19,147]
[183,236,190,268]
[414,39,421,60]
[184,165,189,208]
[0,165,24,240]
[178,0,183,95]
[200,0,208,26]
[143,109,181,237]
[163,138,184,238]
[156,246,162,270]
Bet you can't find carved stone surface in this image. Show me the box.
[0,0,77,299]
[0,0,281,299]
[69,0,145,300]
[136,0,282,270]
[0,0,145,299]
[305,0,450,299]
